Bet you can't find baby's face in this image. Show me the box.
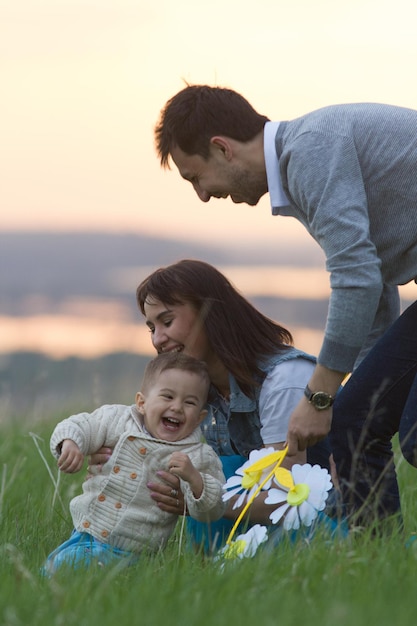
[136,369,208,442]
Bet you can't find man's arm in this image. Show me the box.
[286,364,345,455]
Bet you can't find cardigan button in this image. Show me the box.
[113,466,120,473]
[130,472,137,479]
[101,530,109,538]
[82,521,90,528]
[115,502,122,509]
[139,447,147,455]
[98,494,106,502]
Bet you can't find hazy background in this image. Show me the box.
[2,0,417,242]
[1,0,417,416]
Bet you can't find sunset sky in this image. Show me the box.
[2,0,417,358]
[2,0,417,247]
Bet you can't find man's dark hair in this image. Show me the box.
[155,84,269,167]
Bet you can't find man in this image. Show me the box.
[154,84,417,461]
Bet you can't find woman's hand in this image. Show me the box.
[147,470,187,516]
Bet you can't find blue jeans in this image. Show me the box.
[330,300,417,524]
[42,531,137,575]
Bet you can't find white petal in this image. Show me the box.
[298,500,318,527]
[292,463,311,483]
[247,483,262,502]
[283,507,300,531]
[222,486,244,502]
[307,465,331,489]
[269,503,290,524]
[223,475,244,490]
[265,488,288,505]
[306,489,329,510]
[248,447,275,464]
[237,524,268,557]
[233,490,248,509]
[261,476,273,490]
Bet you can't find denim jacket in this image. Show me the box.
[201,347,331,470]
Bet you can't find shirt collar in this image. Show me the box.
[264,121,290,214]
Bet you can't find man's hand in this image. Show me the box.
[58,439,84,473]
[286,396,333,456]
[286,363,345,456]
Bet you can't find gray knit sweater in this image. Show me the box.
[273,103,417,371]
[50,404,225,553]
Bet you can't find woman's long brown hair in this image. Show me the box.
[137,260,292,397]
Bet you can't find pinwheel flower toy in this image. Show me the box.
[219,446,333,560]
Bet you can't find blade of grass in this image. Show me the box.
[29,431,65,513]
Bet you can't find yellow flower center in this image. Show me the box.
[287,483,310,506]
[224,539,247,559]
[241,470,263,489]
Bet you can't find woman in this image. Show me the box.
[134,259,336,549]
[92,260,417,539]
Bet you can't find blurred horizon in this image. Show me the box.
[1,231,416,361]
[0,230,330,359]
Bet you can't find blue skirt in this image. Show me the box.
[186,455,348,554]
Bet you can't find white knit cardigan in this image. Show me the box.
[50,404,225,553]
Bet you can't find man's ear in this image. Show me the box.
[210,136,233,160]
[135,391,146,412]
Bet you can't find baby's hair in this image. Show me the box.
[141,352,210,397]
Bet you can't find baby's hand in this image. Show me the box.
[169,452,203,498]
[58,439,84,473]
[168,452,194,480]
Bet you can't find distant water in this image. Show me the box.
[0,314,325,359]
[0,263,415,359]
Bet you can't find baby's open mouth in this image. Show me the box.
[162,417,181,430]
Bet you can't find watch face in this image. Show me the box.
[312,392,332,410]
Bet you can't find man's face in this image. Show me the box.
[170,144,267,206]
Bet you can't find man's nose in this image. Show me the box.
[193,183,211,203]
[197,190,211,202]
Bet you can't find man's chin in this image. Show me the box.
[231,195,251,204]
[232,197,259,206]
[231,193,263,206]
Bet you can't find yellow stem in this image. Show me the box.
[225,446,288,545]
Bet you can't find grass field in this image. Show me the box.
[2,416,417,626]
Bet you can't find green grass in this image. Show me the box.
[1,418,417,626]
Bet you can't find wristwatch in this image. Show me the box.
[304,384,334,411]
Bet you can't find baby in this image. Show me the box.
[44,352,225,573]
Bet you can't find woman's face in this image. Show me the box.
[143,296,212,363]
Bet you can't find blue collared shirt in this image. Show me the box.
[263,121,290,214]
